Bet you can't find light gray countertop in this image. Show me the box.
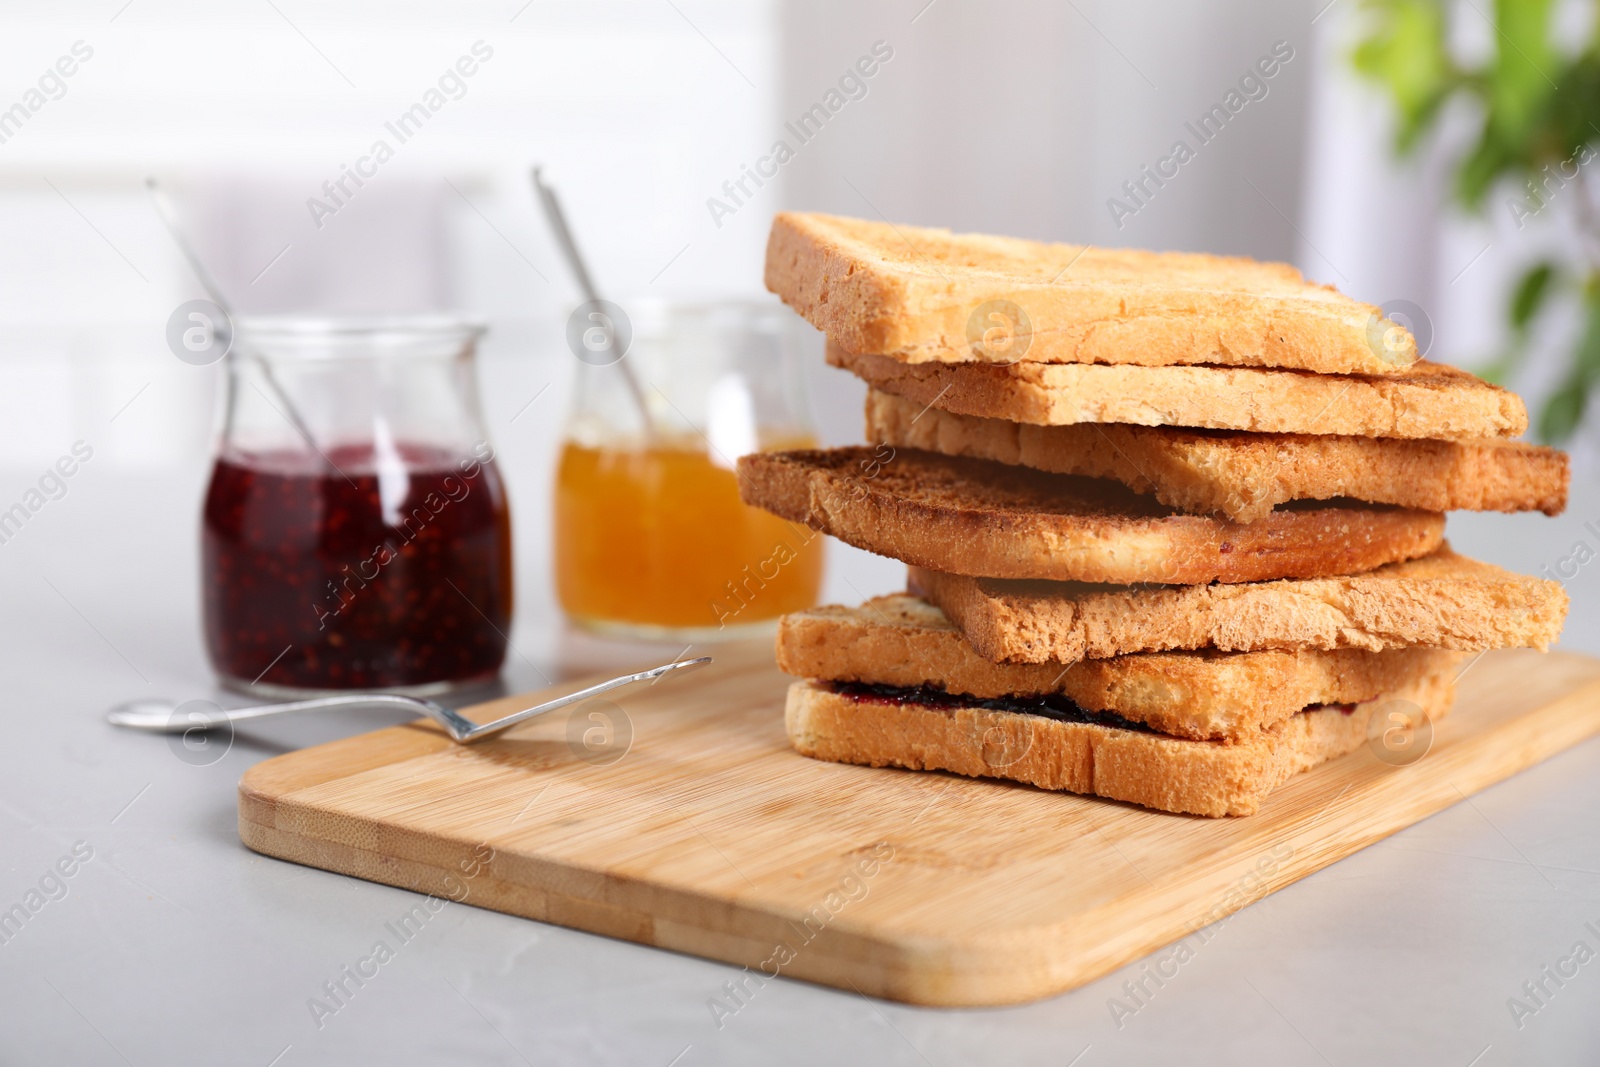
[2,460,1598,1067]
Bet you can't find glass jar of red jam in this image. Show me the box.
[201,318,512,696]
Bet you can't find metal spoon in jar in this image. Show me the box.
[144,177,325,459]
[106,656,712,744]
[530,165,657,442]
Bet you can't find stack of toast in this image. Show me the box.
[737,213,1570,817]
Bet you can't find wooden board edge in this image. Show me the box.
[238,722,453,799]
[238,812,954,1005]
[235,665,1600,1007]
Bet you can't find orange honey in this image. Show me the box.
[554,436,824,634]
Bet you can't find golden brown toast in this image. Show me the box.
[776,593,1456,743]
[830,342,1526,439]
[910,545,1568,664]
[765,212,1418,373]
[736,447,1445,585]
[784,663,1456,817]
[865,388,1568,522]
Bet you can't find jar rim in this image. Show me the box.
[621,296,793,336]
[233,314,487,341]
[623,296,782,317]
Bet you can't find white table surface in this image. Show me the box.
[1,453,1598,1067]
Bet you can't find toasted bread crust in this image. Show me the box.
[765,212,1417,374]
[831,342,1526,439]
[775,594,1456,742]
[910,545,1568,664]
[784,666,1456,816]
[737,447,1445,585]
[865,388,1567,522]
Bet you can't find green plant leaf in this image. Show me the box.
[1510,261,1559,330]
[1451,0,1571,206]
[1538,274,1600,442]
[1457,135,1518,205]
[1540,373,1587,441]
[1576,275,1600,374]
[1477,350,1523,386]
[1489,0,1557,143]
[1486,262,1563,387]
[1546,54,1600,157]
[1352,0,1456,153]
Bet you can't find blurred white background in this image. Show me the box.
[0,0,1590,673]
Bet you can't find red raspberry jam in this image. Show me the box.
[201,442,512,691]
[828,681,1155,733]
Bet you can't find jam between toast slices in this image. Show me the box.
[826,681,1358,736]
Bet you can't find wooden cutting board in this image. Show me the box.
[238,643,1600,1007]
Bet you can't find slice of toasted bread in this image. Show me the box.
[830,342,1526,439]
[736,447,1445,585]
[765,212,1418,373]
[776,593,1457,743]
[784,663,1456,816]
[910,545,1568,664]
[865,388,1568,522]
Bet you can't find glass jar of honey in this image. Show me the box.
[554,300,824,640]
[201,318,513,696]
